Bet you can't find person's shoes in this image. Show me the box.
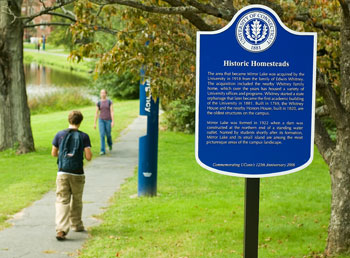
[71,226,85,232]
[100,152,105,155]
[56,231,66,241]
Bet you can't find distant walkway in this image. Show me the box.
[0,116,146,258]
[23,48,93,62]
[24,48,70,58]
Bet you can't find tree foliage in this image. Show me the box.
[70,2,198,110]
[69,0,343,134]
[92,72,139,99]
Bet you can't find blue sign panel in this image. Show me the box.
[196,5,317,178]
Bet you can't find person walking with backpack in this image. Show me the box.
[51,111,92,241]
[94,89,114,155]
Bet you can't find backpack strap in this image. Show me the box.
[97,100,112,110]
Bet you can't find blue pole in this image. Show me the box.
[138,67,159,196]
[42,35,46,51]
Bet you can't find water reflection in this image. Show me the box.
[24,63,96,101]
[24,63,90,88]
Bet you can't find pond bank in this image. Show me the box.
[23,49,95,79]
[23,50,98,115]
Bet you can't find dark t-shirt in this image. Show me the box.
[52,129,91,174]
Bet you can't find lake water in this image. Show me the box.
[24,63,97,101]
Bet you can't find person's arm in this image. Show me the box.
[51,146,58,157]
[84,147,92,161]
[110,103,114,128]
[94,106,99,129]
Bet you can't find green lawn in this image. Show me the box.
[78,131,333,258]
[0,100,139,230]
[24,42,59,51]
[23,49,94,78]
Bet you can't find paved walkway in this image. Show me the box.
[0,116,146,258]
[24,48,70,57]
[23,48,93,61]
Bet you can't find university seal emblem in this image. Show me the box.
[236,11,276,52]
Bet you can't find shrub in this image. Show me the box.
[163,96,195,134]
[92,72,139,99]
[28,89,93,115]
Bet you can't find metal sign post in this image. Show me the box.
[195,4,317,256]
[138,68,159,197]
[244,178,260,258]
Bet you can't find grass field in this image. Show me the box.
[23,49,94,78]
[0,100,139,230]
[77,131,334,258]
[24,42,59,52]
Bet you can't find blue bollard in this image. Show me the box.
[42,35,46,51]
[138,69,159,196]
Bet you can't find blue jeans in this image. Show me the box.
[98,119,112,153]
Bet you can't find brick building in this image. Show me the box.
[22,0,56,42]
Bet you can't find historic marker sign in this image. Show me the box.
[196,5,317,178]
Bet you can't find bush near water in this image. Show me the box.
[28,89,93,115]
[91,72,139,100]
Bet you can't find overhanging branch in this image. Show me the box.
[163,0,217,31]
[39,0,47,10]
[61,6,76,19]
[24,22,72,28]
[294,14,340,32]
[24,21,121,36]
[96,0,215,30]
[22,0,76,24]
[185,0,233,21]
[105,0,200,15]
[47,11,76,22]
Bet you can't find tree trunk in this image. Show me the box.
[322,3,350,256]
[0,0,34,153]
[325,128,350,255]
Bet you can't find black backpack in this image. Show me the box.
[58,130,84,172]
